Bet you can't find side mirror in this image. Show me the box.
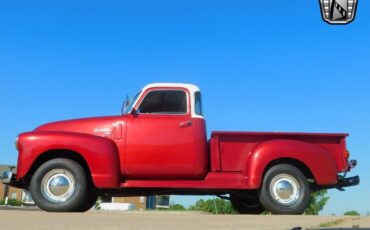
[124,98,131,107]
[131,108,140,116]
[121,95,131,115]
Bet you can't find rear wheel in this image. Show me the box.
[30,158,89,212]
[259,164,310,215]
[230,194,265,214]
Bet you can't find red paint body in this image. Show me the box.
[14,84,352,194]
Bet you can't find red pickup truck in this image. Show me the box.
[2,83,359,214]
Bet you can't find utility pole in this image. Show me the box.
[213,199,218,214]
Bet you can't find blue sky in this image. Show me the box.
[0,1,369,215]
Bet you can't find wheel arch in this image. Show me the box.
[26,149,94,187]
[262,158,315,185]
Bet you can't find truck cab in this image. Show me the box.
[123,83,208,179]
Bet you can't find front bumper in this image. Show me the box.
[1,170,27,188]
[0,170,18,187]
[1,170,16,185]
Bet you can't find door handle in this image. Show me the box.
[179,120,193,128]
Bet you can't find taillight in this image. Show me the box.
[344,150,350,161]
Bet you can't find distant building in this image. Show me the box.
[146,195,171,209]
[111,195,171,210]
[113,197,147,210]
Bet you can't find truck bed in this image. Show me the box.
[210,131,348,175]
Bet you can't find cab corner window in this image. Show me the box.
[138,90,187,114]
[195,91,203,116]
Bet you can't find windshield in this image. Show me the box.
[122,91,141,115]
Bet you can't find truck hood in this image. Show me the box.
[35,116,122,137]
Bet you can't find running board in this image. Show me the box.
[120,172,249,189]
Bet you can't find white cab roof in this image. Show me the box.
[142,83,200,94]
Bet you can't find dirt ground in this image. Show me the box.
[1,210,369,230]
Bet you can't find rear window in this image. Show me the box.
[194,91,203,116]
[138,90,187,114]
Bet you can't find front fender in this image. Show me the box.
[246,139,337,189]
[17,131,120,188]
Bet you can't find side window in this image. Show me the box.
[195,91,203,116]
[138,90,187,114]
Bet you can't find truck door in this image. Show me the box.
[125,88,200,179]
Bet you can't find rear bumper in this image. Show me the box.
[316,175,360,191]
[337,175,360,188]
[332,158,360,190]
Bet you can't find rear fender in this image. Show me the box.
[246,139,337,189]
[17,131,120,188]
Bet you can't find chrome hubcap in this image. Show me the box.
[41,169,75,203]
[270,174,300,206]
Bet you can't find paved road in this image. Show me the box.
[1,210,369,230]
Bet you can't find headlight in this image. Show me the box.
[15,136,19,150]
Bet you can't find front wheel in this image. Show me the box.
[73,188,98,212]
[30,158,89,212]
[259,164,310,215]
